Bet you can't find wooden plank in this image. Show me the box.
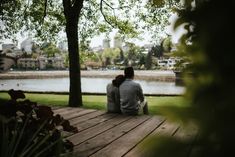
[124,120,179,157]
[57,108,85,117]
[66,115,132,146]
[53,107,72,114]
[63,113,117,138]
[69,110,106,125]
[61,110,105,138]
[74,113,117,132]
[90,116,165,157]
[53,107,82,115]
[51,106,62,110]
[172,122,198,157]
[173,122,198,143]
[73,115,151,157]
[62,109,97,120]
[58,109,101,135]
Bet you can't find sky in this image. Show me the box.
[0,14,186,49]
[89,14,186,48]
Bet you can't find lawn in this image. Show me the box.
[0,92,194,121]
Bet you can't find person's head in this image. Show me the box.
[112,74,125,87]
[124,66,134,79]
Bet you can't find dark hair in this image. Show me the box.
[124,67,134,79]
[112,75,125,87]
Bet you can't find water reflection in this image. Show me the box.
[0,77,185,95]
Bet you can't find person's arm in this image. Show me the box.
[137,84,144,102]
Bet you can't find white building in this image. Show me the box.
[91,46,103,53]
[122,44,130,53]
[113,34,122,48]
[21,37,33,54]
[157,57,178,70]
[2,44,16,50]
[17,58,39,69]
[2,43,23,58]
[17,57,65,70]
[38,57,64,69]
[58,40,68,51]
[103,39,110,48]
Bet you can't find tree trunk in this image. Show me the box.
[66,21,82,107]
[63,0,84,107]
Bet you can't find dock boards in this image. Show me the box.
[53,107,197,157]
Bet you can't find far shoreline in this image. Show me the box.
[0,70,176,82]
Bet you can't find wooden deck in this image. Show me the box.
[53,107,198,157]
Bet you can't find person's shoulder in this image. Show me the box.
[132,80,140,85]
[107,83,116,90]
[106,83,112,87]
[132,81,142,88]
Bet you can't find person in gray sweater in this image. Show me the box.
[119,67,149,115]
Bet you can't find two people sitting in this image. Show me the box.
[106,67,149,115]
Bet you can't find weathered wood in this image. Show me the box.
[90,116,165,157]
[63,109,96,120]
[74,113,117,132]
[53,107,72,113]
[57,108,84,117]
[51,106,62,110]
[69,110,105,125]
[73,115,151,157]
[66,115,132,146]
[53,107,82,115]
[124,120,180,157]
[51,108,197,157]
[172,122,198,157]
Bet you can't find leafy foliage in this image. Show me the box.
[0,89,78,157]
[0,0,178,44]
[177,0,235,156]
[41,43,62,57]
[135,0,235,156]
[146,0,235,156]
[101,48,122,66]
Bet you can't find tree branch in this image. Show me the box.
[102,0,114,9]
[100,0,116,28]
[41,0,48,24]
[103,0,131,10]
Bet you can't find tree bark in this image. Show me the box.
[63,0,84,107]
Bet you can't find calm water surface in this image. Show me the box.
[0,77,185,95]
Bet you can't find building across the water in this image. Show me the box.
[17,57,65,70]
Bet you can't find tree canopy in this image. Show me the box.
[0,0,179,45]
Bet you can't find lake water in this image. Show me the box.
[0,77,185,95]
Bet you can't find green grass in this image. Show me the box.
[0,92,195,122]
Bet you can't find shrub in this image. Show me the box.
[0,89,78,157]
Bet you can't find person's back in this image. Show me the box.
[119,67,148,115]
[106,75,125,113]
[106,83,120,113]
[119,79,144,115]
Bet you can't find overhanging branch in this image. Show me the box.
[41,0,48,24]
[100,0,116,28]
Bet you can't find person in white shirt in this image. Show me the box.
[119,67,149,115]
[106,75,125,113]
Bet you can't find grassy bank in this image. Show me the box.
[0,92,194,121]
